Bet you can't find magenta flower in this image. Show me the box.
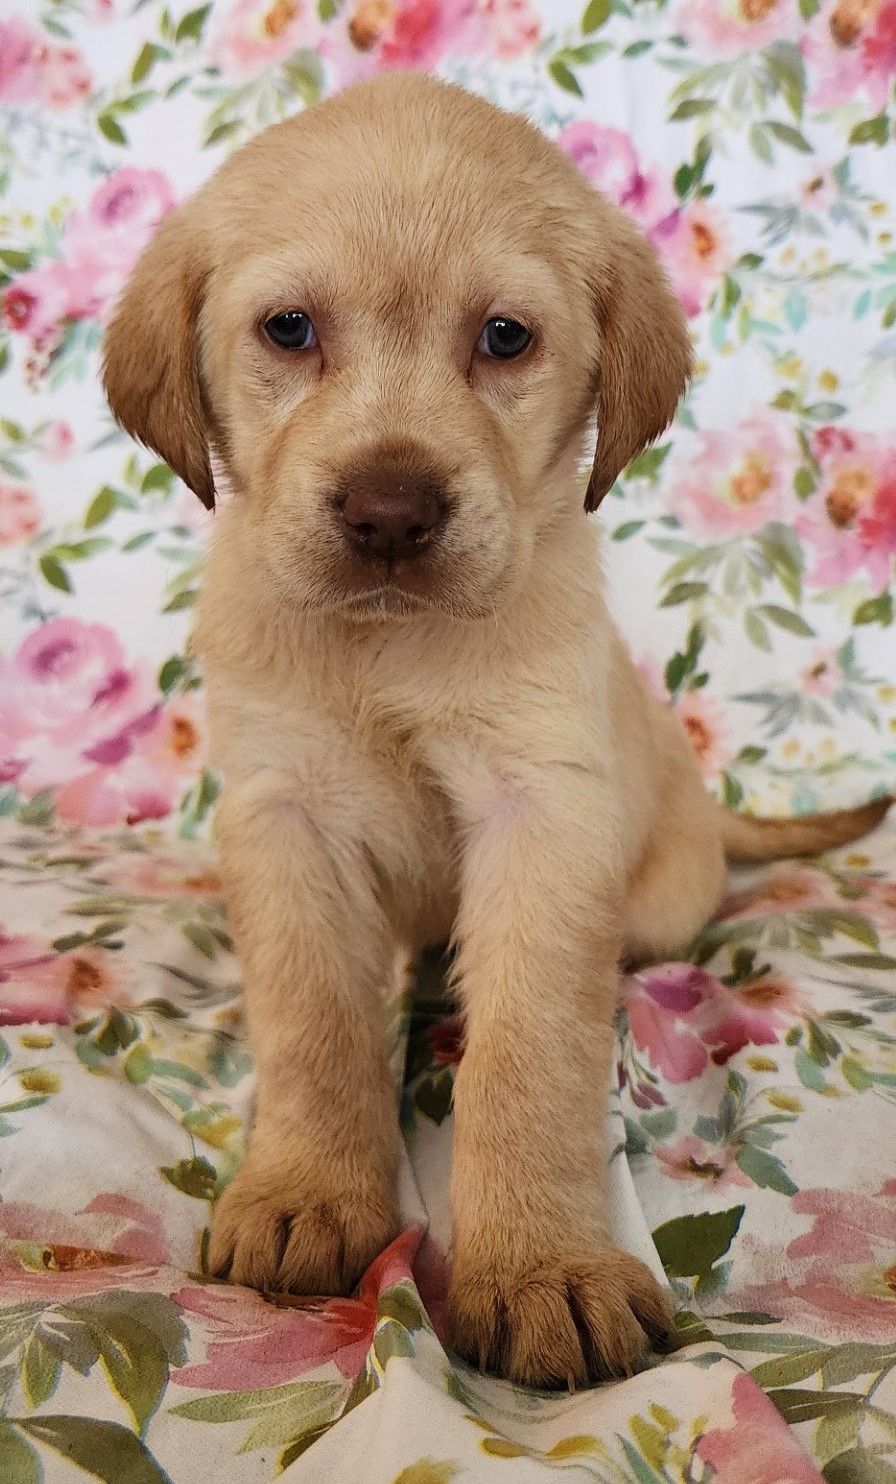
[626,962,801,1084]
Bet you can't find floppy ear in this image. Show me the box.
[103,206,215,510]
[585,212,692,513]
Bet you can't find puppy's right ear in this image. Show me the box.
[103,206,215,510]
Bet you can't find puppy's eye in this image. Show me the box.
[478,317,532,359]
[264,310,317,350]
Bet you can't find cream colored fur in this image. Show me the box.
[103,72,889,1388]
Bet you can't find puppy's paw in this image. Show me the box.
[445,1245,673,1389]
[208,1164,398,1295]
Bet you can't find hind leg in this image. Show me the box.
[623,792,727,964]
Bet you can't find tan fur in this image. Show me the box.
[103,73,891,1389]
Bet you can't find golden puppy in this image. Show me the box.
[104,73,889,1388]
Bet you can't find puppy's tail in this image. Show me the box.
[720,795,891,864]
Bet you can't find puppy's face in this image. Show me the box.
[105,75,690,621]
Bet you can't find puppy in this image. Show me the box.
[104,73,889,1388]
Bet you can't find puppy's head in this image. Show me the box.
[104,74,690,621]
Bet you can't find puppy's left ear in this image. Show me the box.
[103,204,216,510]
[585,208,692,513]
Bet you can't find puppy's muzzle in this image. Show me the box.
[334,439,449,566]
[342,481,442,561]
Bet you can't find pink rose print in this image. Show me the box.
[0,618,203,827]
[676,0,800,57]
[0,1193,171,1301]
[655,1134,752,1190]
[557,122,676,230]
[558,123,726,315]
[0,928,67,1025]
[175,1225,448,1389]
[674,691,732,780]
[669,412,799,537]
[93,850,221,902]
[626,962,803,1084]
[804,0,896,111]
[478,0,540,59]
[0,16,91,109]
[4,168,175,357]
[38,420,75,459]
[722,864,842,920]
[0,479,41,546]
[208,0,320,79]
[729,1182,896,1343]
[651,201,730,319]
[0,927,131,1025]
[330,0,538,83]
[695,1372,823,1483]
[796,426,896,592]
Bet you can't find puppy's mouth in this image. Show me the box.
[333,546,448,611]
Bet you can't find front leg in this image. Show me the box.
[444,760,672,1386]
[208,773,399,1294]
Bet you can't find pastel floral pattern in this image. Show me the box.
[0,0,895,1479]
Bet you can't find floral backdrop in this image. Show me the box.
[1,1,896,1481]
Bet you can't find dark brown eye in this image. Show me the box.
[478,317,532,359]
[264,311,317,350]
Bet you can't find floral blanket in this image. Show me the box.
[1,821,896,1482]
[2,0,896,1479]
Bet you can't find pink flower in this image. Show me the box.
[729,1182,896,1344]
[669,413,798,537]
[0,1193,171,1301]
[0,928,67,1025]
[0,479,41,546]
[0,927,131,1026]
[655,1135,752,1190]
[92,850,221,901]
[0,18,91,108]
[175,1225,448,1389]
[0,618,197,827]
[626,962,800,1084]
[37,420,75,459]
[4,170,175,356]
[804,0,896,111]
[37,42,91,107]
[800,647,838,698]
[674,692,732,780]
[209,0,320,77]
[722,866,842,920]
[863,878,896,931]
[331,0,482,81]
[0,17,43,102]
[651,201,730,318]
[478,0,540,58]
[796,428,896,591]
[3,265,71,346]
[676,0,800,57]
[695,1372,823,1483]
[558,123,677,231]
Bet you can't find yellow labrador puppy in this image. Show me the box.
[104,73,889,1388]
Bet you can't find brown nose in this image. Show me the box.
[342,484,442,561]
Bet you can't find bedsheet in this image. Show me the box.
[0,818,896,1480]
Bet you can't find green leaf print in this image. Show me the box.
[653,1206,745,1287]
[16,1416,172,1483]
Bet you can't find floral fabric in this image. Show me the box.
[1,0,896,1479]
